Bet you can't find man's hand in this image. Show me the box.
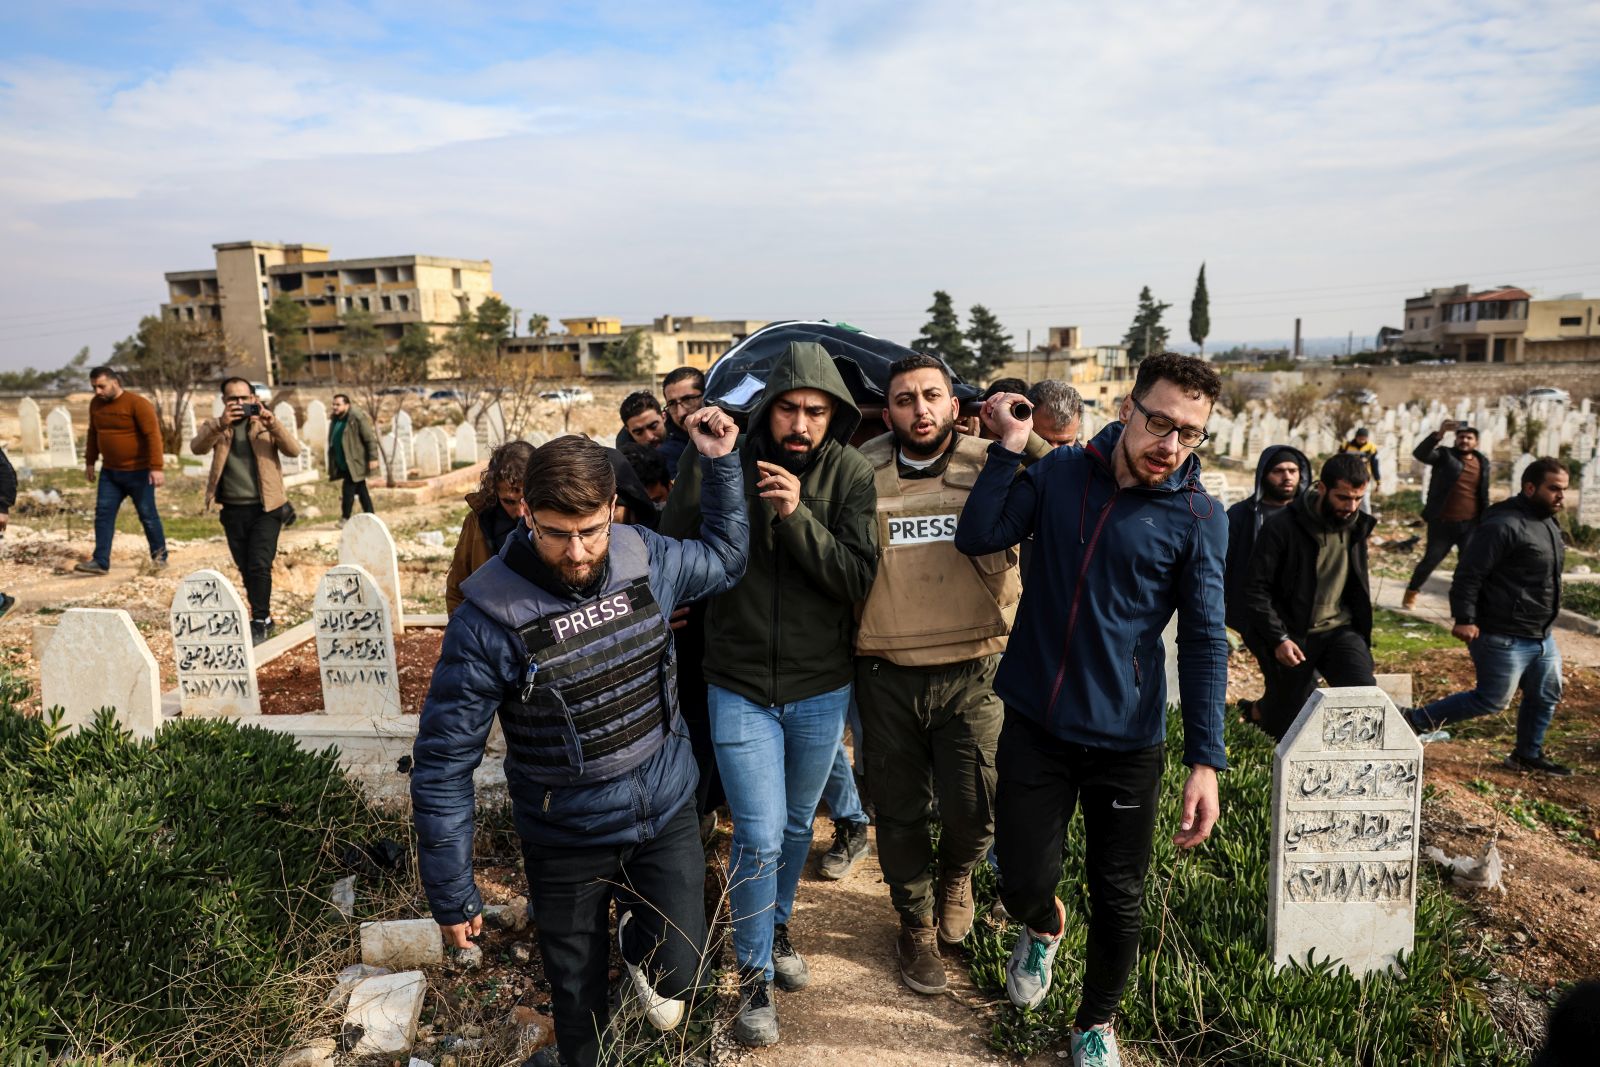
[1440,419,1457,436]
[438,914,483,950]
[1274,638,1306,667]
[149,470,165,488]
[685,405,737,459]
[223,405,245,427]
[979,392,1032,453]
[669,606,692,631]
[0,510,10,533]
[1451,622,1480,643]
[368,460,379,472]
[755,460,801,520]
[84,463,96,484]
[1173,765,1220,849]
[256,405,276,428]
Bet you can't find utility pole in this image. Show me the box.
[1025,329,1032,382]
[1293,318,1302,358]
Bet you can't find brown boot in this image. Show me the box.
[937,870,975,946]
[1402,589,1419,610]
[897,919,947,995]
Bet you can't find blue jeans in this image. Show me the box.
[819,694,868,825]
[1411,632,1562,758]
[709,681,852,979]
[94,469,167,569]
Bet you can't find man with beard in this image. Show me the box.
[955,352,1227,1067]
[854,353,1024,995]
[1240,452,1377,741]
[1224,445,1311,726]
[1403,420,1490,610]
[659,366,705,472]
[412,417,748,1067]
[661,341,877,1048]
[1406,458,1573,776]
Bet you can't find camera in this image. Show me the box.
[242,402,262,418]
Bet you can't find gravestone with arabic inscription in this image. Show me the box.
[47,407,76,467]
[169,569,259,716]
[313,564,401,718]
[1269,687,1422,975]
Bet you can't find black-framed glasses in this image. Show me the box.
[664,393,704,414]
[1130,396,1210,448]
[531,520,611,549]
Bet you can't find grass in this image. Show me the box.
[1370,607,1459,658]
[1561,583,1600,620]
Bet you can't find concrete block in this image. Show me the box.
[345,970,427,1056]
[360,918,444,969]
[279,1037,337,1067]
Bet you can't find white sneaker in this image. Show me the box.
[1071,1023,1122,1067]
[1003,897,1064,1009]
[617,911,685,1030]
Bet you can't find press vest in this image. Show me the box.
[499,527,677,786]
[855,433,1021,667]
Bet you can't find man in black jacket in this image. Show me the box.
[1407,458,1572,775]
[1403,420,1490,610]
[1225,444,1310,632]
[0,444,16,618]
[1241,452,1377,740]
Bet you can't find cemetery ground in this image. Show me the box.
[6,436,1600,1063]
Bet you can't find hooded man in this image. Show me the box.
[661,340,878,1049]
[1224,445,1311,632]
[1240,452,1378,740]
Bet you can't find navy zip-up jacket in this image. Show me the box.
[411,451,748,926]
[954,421,1229,770]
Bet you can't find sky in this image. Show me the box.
[2,0,1599,371]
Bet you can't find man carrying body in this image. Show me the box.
[659,367,705,472]
[74,366,167,575]
[618,391,667,451]
[661,340,877,1048]
[327,393,379,521]
[954,352,1227,1067]
[1406,458,1572,775]
[1240,453,1377,740]
[855,354,1023,995]
[413,414,747,1067]
[1026,379,1084,448]
[1403,420,1490,610]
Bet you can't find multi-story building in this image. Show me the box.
[1397,284,1600,363]
[161,241,496,383]
[501,315,768,379]
[993,325,1133,407]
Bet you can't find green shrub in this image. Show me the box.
[966,714,1520,1065]
[0,703,388,1062]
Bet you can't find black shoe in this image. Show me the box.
[818,819,869,880]
[771,922,810,991]
[1504,752,1574,776]
[733,968,778,1047]
[250,619,275,646]
[0,593,14,621]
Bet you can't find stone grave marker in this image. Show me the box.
[169,569,258,716]
[1269,687,1422,975]
[179,399,198,457]
[212,394,225,418]
[313,564,402,717]
[46,407,76,467]
[1579,466,1600,528]
[1512,452,1534,491]
[393,410,415,479]
[40,608,162,739]
[1228,421,1246,460]
[273,402,304,474]
[1377,446,1397,496]
[18,397,44,453]
[339,512,406,633]
[415,430,443,477]
[303,399,328,466]
[378,432,396,483]
[1199,472,1231,509]
[454,423,479,465]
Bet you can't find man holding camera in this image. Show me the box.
[192,377,300,644]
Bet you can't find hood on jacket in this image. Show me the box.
[1253,444,1311,504]
[745,340,863,450]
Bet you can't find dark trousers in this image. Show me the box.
[857,654,1001,924]
[92,469,166,568]
[521,802,709,1067]
[995,710,1163,1030]
[1408,518,1477,592]
[1249,626,1375,740]
[340,475,374,520]
[218,503,283,621]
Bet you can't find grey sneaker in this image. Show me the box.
[732,969,778,1047]
[1005,897,1064,1010]
[771,922,810,991]
[617,911,685,1030]
[73,560,109,575]
[818,819,869,880]
[1071,1023,1123,1066]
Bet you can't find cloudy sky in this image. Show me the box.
[2,1,1598,371]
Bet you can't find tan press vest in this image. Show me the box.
[855,432,1022,668]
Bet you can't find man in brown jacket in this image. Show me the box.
[193,377,301,643]
[75,365,167,575]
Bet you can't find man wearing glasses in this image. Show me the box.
[660,367,705,472]
[955,352,1228,1067]
[412,414,747,1067]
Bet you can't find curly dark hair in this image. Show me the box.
[619,390,662,422]
[478,439,537,497]
[1131,352,1221,404]
[886,352,953,393]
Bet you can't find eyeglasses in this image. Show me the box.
[664,393,704,412]
[1130,396,1210,448]
[531,520,611,549]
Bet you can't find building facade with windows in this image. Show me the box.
[1397,284,1600,363]
[500,315,768,379]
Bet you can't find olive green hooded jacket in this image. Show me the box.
[662,341,878,706]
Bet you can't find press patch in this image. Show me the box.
[886,513,960,545]
[550,590,634,642]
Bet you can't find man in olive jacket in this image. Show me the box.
[327,393,380,520]
[661,340,877,1048]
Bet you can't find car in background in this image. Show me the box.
[379,385,428,396]
[539,387,594,404]
[1525,386,1571,404]
[251,382,273,403]
[1353,388,1379,406]
[428,389,467,403]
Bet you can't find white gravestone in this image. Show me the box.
[1269,687,1422,975]
[454,423,479,465]
[47,407,76,467]
[393,410,415,480]
[1512,453,1534,491]
[169,569,259,716]
[18,397,44,453]
[40,608,162,740]
[303,399,329,466]
[274,402,305,475]
[340,512,406,634]
[1199,472,1231,509]
[212,394,225,418]
[179,400,198,457]
[415,430,443,477]
[314,564,401,718]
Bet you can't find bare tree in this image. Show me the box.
[112,316,240,453]
[1218,375,1255,417]
[339,308,425,486]
[451,298,548,438]
[1324,387,1367,445]
[1272,383,1321,433]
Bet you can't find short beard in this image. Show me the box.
[1118,432,1168,487]
[897,420,955,459]
[1319,493,1361,528]
[1264,481,1297,503]
[555,551,609,596]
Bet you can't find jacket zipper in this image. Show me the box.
[1047,483,1120,714]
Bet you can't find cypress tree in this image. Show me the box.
[1189,263,1211,357]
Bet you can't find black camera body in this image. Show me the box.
[241,402,262,418]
